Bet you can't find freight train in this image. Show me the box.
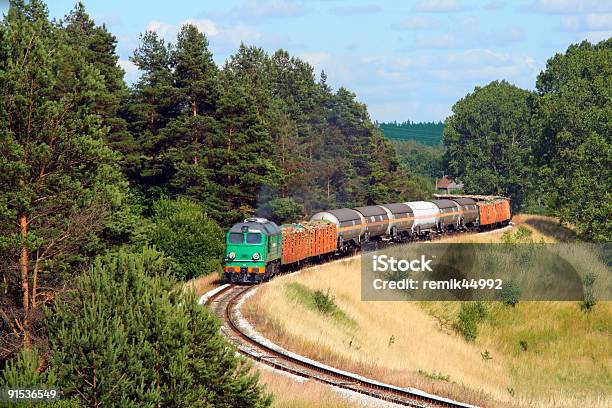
[224,195,511,283]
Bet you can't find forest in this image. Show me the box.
[378,120,444,146]
[0,0,609,406]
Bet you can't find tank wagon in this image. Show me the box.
[225,195,511,283]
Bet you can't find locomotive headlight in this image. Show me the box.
[228,252,236,260]
[252,252,260,260]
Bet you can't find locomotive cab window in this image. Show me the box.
[229,233,243,244]
[247,233,263,244]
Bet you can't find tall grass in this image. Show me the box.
[243,216,612,408]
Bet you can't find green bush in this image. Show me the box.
[149,197,224,280]
[313,289,336,314]
[44,247,271,407]
[581,273,597,312]
[498,280,521,307]
[501,225,534,244]
[456,302,488,342]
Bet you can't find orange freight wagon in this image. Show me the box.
[477,199,511,226]
[494,199,511,223]
[281,221,337,265]
[303,221,336,257]
[281,224,310,265]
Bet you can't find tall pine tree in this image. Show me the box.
[0,0,128,353]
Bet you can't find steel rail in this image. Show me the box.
[206,284,477,408]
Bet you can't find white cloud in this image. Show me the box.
[117,59,140,84]
[146,20,175,37]
[561,13,612,31]
[392,16,439,30]
[414,0,463,13]
[182,19,219,37]
[414,33,459,48]
[582,30,612,42]
[528,0,612,14]
[118,59,139,74]
[145,18,262,48]
[300,52,330,66]
[222,24,262,44]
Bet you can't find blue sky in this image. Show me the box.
[5,0,612,122]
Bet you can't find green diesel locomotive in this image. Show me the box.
[224,218,281,283]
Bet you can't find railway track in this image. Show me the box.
[205,283,477,408]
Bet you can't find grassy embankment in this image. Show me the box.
[186,269,363,407]
[243,215,611,407]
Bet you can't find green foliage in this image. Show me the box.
[498,280,521,307]
[313,289,336,314]
[533,39,612,241]
[286,283,356,328]
[0,347,55,389]
[148,197,224,280]
[443,80,534,209]
[122,31,419,223]
[392,140,444,179]
[45,247,271,407]
[456,302,488,342]
[581,272,598,312]
[0,0,136,357]
[417,369,450,382]
[257,197,305,223]
[501,225,534,244]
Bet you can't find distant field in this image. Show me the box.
[243,216,612,408]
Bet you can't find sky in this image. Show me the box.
[3,0,612,122]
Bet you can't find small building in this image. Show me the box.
[436,175,464,193]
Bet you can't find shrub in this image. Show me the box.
[149,197,224,280]
[313,289,336,314]
[502,225,533,244]
[498,280,521,307]
[456,302,488,341]
[581,273,597,312]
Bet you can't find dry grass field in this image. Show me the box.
[243,215,611,407]
[256,364,363,408]
[184,272,222,296]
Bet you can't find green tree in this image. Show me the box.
[164,24,225,220]
[443,80,534,209]
[45,247,271,407]
[63,2,136,181]
[126,30,175,191]
[0,0,128,351]
[148,198,224,280]
[215,61,280,222]
[533,39,612,241]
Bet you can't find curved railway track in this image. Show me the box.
[205,283,477,408]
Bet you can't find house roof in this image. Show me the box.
[437,175,463,189]
[436,176,452,188]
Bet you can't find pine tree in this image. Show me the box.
[215,65,280,222]
[63,2,136,180]
[46,248,272,407]
[127,30,175,191]
[0,0,128,352]
[163,24,225,220]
